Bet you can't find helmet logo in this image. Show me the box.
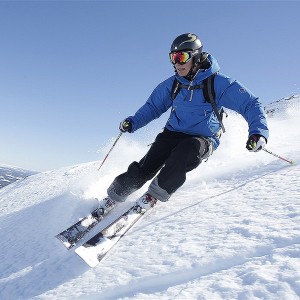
[187,33,197,41]
[178,33,197,48]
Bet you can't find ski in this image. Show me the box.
[56,197,116,249]
[75,194,157,267]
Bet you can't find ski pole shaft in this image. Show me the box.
[98,132,123,171]
[263,148,294,165]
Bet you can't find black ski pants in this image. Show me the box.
[108,129,212,201]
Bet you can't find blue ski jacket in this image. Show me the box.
[127,54,269,150]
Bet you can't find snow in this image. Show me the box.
[0,96,299,300]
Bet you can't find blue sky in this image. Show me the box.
[0,1,299,171]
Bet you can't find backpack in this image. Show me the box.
[170,73,226,133]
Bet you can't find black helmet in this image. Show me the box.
[170,33,204,78]
[170,33,202,53]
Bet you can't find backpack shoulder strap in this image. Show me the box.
[202,74,216,104]
[170,78,182,100]
[203,73,226,133]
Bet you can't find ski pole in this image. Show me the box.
[98,132,123,171]
[263,148,294,165]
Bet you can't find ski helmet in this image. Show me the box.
[170,33,203,77]
[170,33,202,53]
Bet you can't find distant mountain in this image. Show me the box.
[0,165,37,189]
[264,94,300,116]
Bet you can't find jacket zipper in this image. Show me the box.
[188,69,201,101]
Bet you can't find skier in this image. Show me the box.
[97,33,269,214]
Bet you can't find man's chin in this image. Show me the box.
[177,70,188,77]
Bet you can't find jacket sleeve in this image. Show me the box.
[128,80,173,132]
[216,77,269,140]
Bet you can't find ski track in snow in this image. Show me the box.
[0,98,300,299]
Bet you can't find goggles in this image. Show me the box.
[169,51,193,65]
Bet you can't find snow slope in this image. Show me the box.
[0,96,299,300]
[0,165,36,189]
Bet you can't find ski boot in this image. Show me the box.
[134,193,157,213]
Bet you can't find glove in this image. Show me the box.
[246,134,266,152]
[119,118,133,133]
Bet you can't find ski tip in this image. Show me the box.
[75,245,106,268]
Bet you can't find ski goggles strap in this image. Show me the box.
[169,51,193,65]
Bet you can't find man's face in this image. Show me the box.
[175,59,193,77]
